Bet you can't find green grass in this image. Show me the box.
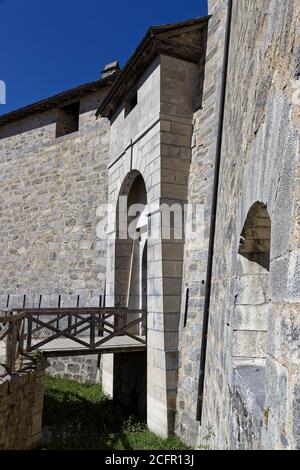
[39,375,189,450]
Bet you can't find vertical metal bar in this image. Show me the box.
[74,295,80,335]
[6,294,10,309]
[23,294,26,309]
[183,288,189,328]
[37,294,42,335]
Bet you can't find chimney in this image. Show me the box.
[101,61,120,79]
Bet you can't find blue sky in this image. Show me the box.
[0,0,208,115]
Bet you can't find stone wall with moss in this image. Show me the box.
[0,361,46,449]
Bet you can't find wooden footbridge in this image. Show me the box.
[0,306,146,373]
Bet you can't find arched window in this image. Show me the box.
[231,202,271,408]
[238,202,271,271]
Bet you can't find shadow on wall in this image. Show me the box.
[113,352,147,419]
[230,201,271,447]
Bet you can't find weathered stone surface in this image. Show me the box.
[0,89,110,304]
[175,0,230,446]
[0,88,111,381]
[0,0,299,452]
[47,355,100,384]
[0,361,47,450]
[177,0,300,451]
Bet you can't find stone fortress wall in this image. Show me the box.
[175,0,229,445]
[0,81,113,382]
[176,0,300,450]
[201,0,300,450]
[0,0,299,450]
[0,90,110,307]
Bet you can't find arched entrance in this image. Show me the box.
[103,162,185,435]
[115,172,147,308]
[113,171,148,417]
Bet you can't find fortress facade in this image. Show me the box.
[0,0,299,450]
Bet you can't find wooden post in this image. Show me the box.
[19,317,25,354]
[27,313,32,352]
[7,313,17,373]
[98,295,103,337]
[90,313,95,348]
[68,310,72,332]
[6,312,13,372]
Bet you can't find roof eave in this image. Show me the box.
[96,16,211,120]
[0,71,121,127]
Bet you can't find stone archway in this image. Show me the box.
[103,151,188,435]
[113,171,148,417]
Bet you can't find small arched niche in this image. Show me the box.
[231,202,271,408]
[238,202,271,271]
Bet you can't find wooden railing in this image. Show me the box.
[0,307,146,373]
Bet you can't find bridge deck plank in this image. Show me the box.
[31,335,146,357]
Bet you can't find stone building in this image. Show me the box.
[0,0,299,450]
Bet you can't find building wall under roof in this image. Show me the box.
[0,89,110,308]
